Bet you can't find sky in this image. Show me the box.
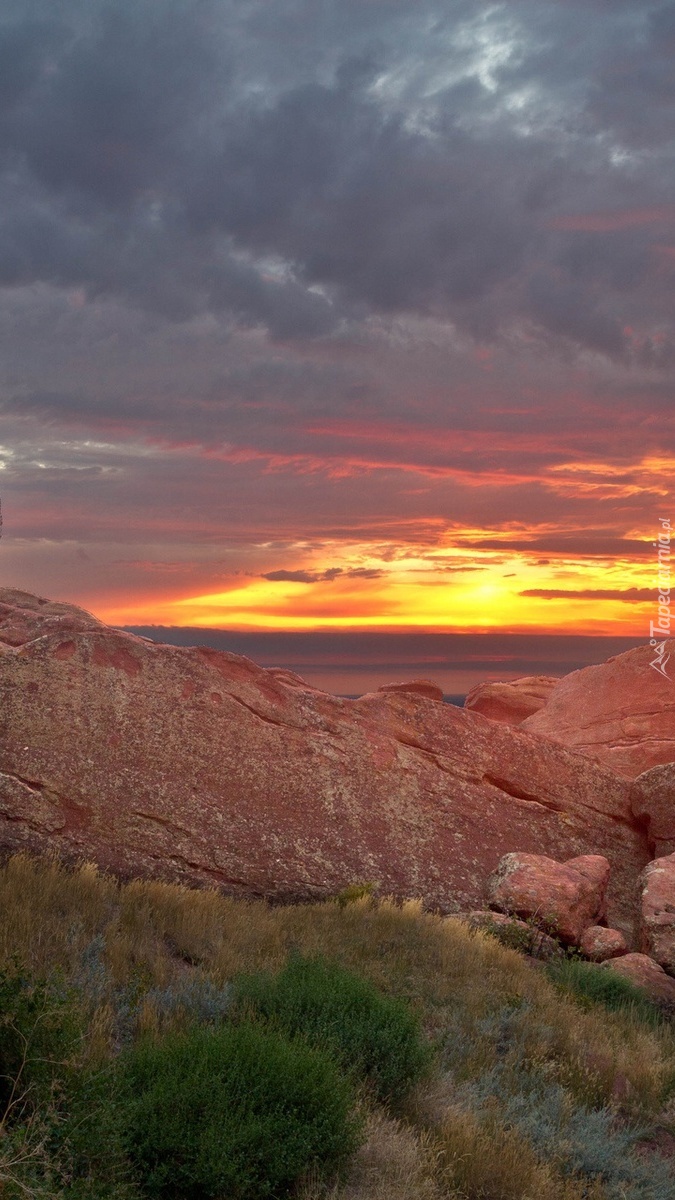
[0,0,673,693]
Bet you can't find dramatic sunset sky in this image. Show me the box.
[0,0,672,692]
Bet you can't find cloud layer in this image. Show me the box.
[0,0,672,648]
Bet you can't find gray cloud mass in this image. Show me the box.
[0,0,673,623]
[0,0,673,348]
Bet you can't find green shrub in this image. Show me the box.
[0,965,137,1199]
[119,1020,361,1200]
[0,964,81,1124]
[233,954,431,1104]
[546,959,664,1026]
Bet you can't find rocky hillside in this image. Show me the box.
[0,590,673,948]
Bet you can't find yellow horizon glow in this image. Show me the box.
[96,534,659,635]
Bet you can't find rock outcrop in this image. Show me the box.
[485,852,610,944]
[639,852,675,976]
[520,642,675,778]
[464,676,558,724]
[0,590,649,939]
[630,763,675,856]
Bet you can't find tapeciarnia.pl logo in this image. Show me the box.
[649,517,671,679]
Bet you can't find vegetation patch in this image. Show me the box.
[546,959,666,1026]
[232,954,431,1105]
[0,855,673,1199]
[120,1019,361,1200]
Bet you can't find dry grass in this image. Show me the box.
[1,853,674,1198]
[0,854,673,1116]
[435,1103,608,1200]
[300,1109,446,1200]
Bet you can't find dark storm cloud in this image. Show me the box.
[0,0,674,617]
[520,588,654,602]
[0,0,673,352]
[586,2,675,148]
[262,567,384,583]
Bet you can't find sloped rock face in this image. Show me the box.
[485,852,610,944]
[0,590,649,939]
[521,642,675,778]
[630,762,675,856]
[464,676,559,725]
[0,588,105,646]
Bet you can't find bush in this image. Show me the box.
[0,964,137,1199]
[546,960,665,1026]
[233,954,431,1104]
[119,1020,361,1200]
[0,964,81,1124]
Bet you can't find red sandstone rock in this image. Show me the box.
[630,763,675,856]
[464,676,559,725]
[579,925,628,961]
[0,589,104,648]
[602,953,675,1006]
[377,680,444,701]
[521,641,675,778]
[639,853,675,976]
[0,589,649,940]
[485,852,610,944]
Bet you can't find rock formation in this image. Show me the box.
[603,953,675,1007]
[639,852,675,975]
[0,589,649,940]
[520,642,675,778]
[464,676,558,724]
[630,763,675,856]
[578,926,628,962]
[485,851,610,944]
[463,644,675,780]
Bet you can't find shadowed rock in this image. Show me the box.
[579,926,628,962]
[630,762,675,856]
[639,852,675,976]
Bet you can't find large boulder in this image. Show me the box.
[630,763,675,856]
[464,676,559,725]
[521,641,675,778]
[0,590,649,940]
[485,852,610,944]
[639,853,675,976]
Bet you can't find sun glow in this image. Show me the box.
[100,530,655,636]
